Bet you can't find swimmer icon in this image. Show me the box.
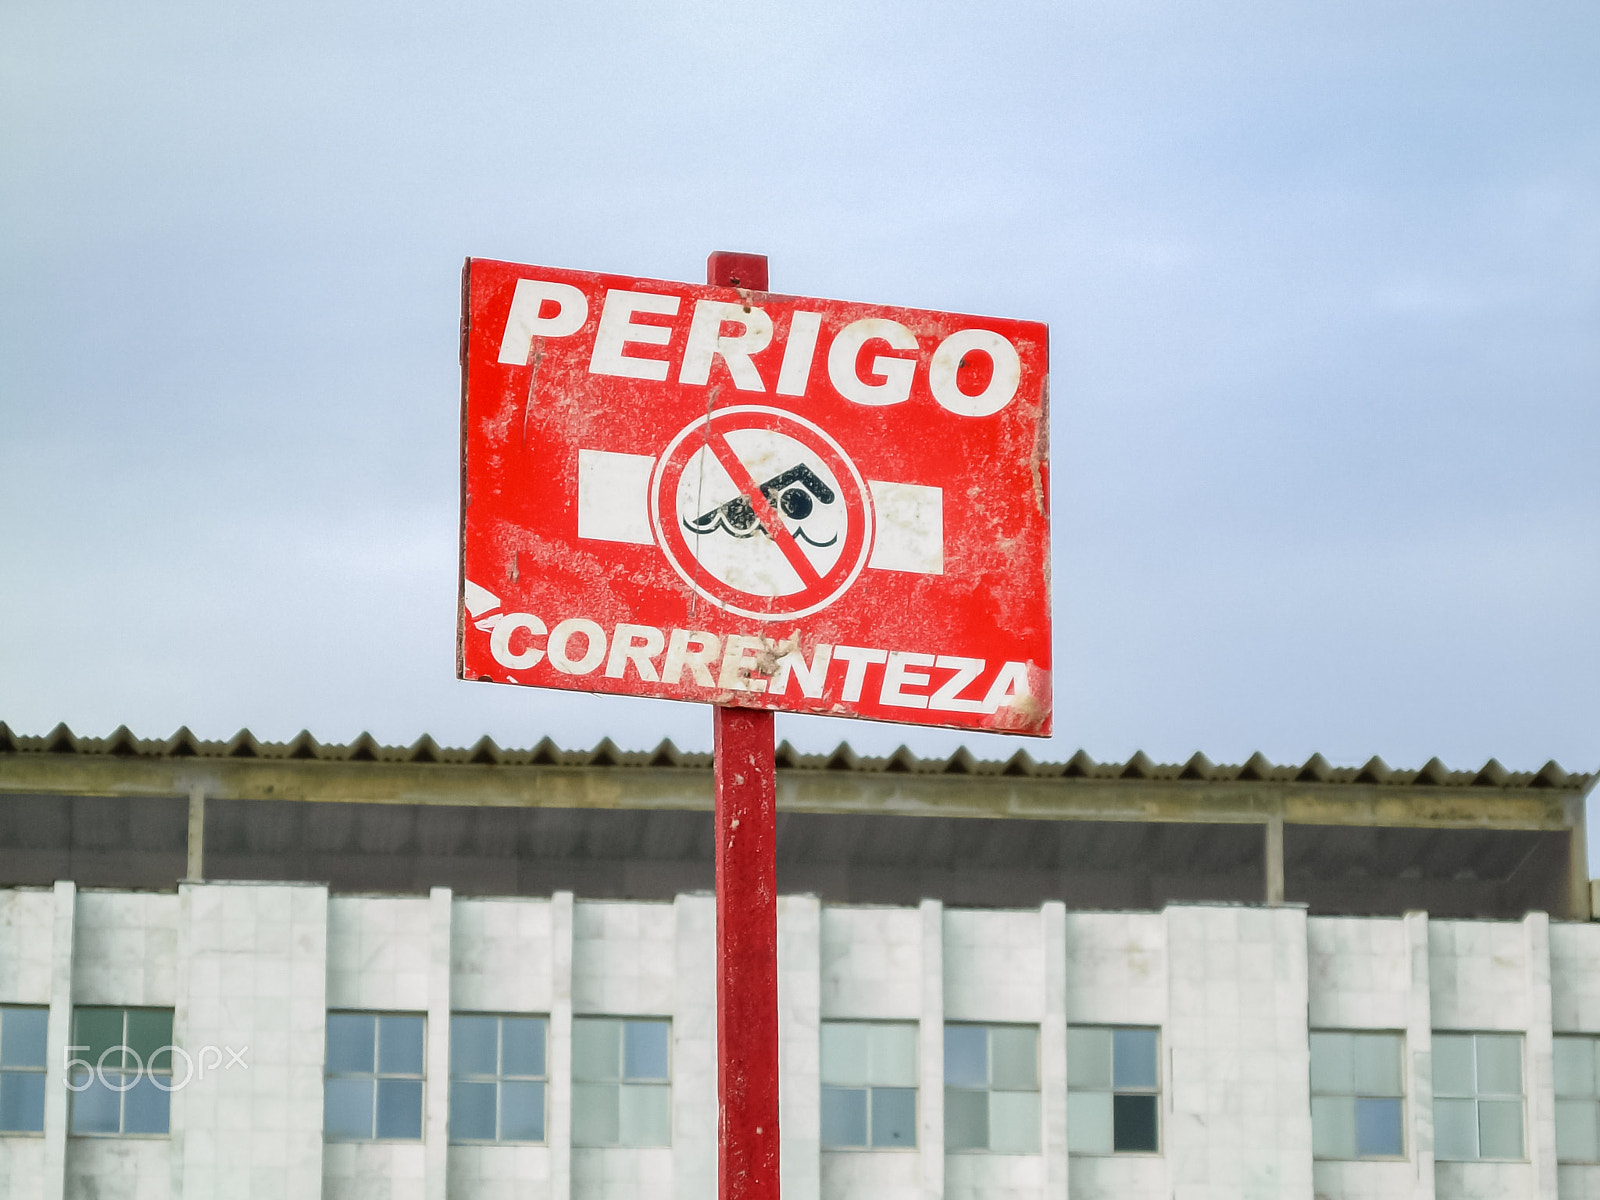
[683,464,839,547]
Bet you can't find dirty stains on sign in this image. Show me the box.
[459,258,1052,736]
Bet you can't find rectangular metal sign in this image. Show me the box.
[458,258,1052,736]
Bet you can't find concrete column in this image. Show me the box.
[424,888,452,1200]
[1525,912,1558,1200]
[41,880,74,1200]
[549,891,574,1200]
[169,883,195,1199]
[185,785,205,882]
[1402,911,1436,1200]
[778,894,821,1200]
[1566,796,1590,920]
[1040,901,1068,1200]
[674,892,717,1200]
[1265,813,1285,906]
[919,898,944,1200]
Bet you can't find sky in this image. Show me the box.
[2,1,1597,783]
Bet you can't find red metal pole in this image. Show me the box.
[708,250,779,1200]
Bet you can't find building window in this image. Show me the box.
[450,1014,548,1144]
[1554,1035,1600,1162]
[1310,1031,1405,1158]
[1433,1032,1524,1161]
[946,1023,1041,1154]
[69,1007,173,1136]
[0,1006,49,1135]
[324,1013,425,1141]
[820,1021,917,1149]
[571,1017,670,1147]
[1067,1026,1158,1154]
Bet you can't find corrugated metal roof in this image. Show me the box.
[0,722,1589,792]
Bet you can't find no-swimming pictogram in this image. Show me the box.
[650,406,874,621]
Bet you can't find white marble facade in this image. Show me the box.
[2,884,1600,1199]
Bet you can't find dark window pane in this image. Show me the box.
[1310,1032,1354,1095]
[1,1009,48,1069]
[619,1082,670,1146]
[326,1014,375,1075]
[502,1018,546,1078]
[945,1026,988,1089]
[124,1011,173,1065]
[75,1008,126,1073]
[0,1072,45,1132]
[1478,1098,1524,1160]
[324,1078,374,1139]
[71,1073,122,1134]
[1353,1034,1402,1097]
[1476,1037,1523,1097]
[1112,1029,1158,1091]
[573,1020,620,1082]
[990,1027,1038,1091]
[501,1080,546,1142]
[450,1080,496,1141]
[1112,1093,1159,1152]
[123,1074,169,1134]
[379,1017,425,1076]
[624,1021,669,1082]
[820,1085,868,1148]
[572,1081,620,1145]
[871,1087,917,1147]
[1432,1035,1475,1097]
[945,1087,988,1151]
[145,1044,174,1077]
[451,1017,498,1078]
[1067,1027,1112,1090]
[1356,1097,1403,1157]
[377,1078,424,1139]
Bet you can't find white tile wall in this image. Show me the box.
[1557,1164,1600,1199]
[945,1151,1044,1200]
[942,910,1044,1024]
[326,896,432,1012]
[821,1148,922,1200]
[0,887,57,1002]
[570,1146,672,1200]
[1064,912,1166,1027]
[448,1144,552,1200]
[451,898,554,1015]
[820,907,922,1020]
[64,1139,171,1200]
[62,1139,170,1196]
[8,883,1600,1200]
[323,1142,427,1200]
[1429,920,1530,1032]
[1549,923,1600,1033]
[72,891,179,1007]
[1065,1155,1167,1200]
[572,901,676,1019]
[1308,916,1413,1030]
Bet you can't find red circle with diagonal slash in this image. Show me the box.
[650,406,874,621]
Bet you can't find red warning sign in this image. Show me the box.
[459,258,1052,736]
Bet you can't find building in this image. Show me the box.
[0,721,1597,1200]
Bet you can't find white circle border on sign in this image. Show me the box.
[649,405,876,622]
